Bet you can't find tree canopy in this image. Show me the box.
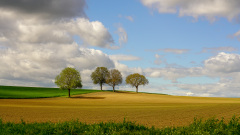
[91,67,109,90]
[107,69,122,92]
[55,67,82,97]
[125,73,149,93]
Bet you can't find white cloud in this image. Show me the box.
[178,81,240,97]
[0,12,115,48]
[0,0,125,89]
[125,16,134,22]
[146,48,189,54]
[145,67,203,83]
[201,47,238,54]
[155,54,160,59]
[116,25,128,47]
[0,43,115,87]
[204,52,240,73]
[186,92,194,96]
[154,54,164,65]
[0,0,120,49]
[119,15,134,22]
[145,52,240,80]
[141,0,240,21]
[109,54,141,61]
[113,61,144,76]
[67,18,115,48]
[232,30,240,41]
[234,30,240,36]
[142,52,240,97]
[163,48,189,54]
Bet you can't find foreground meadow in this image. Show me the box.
[0,90,240,128]
[1,116,240,134]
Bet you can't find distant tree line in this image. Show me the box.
[55,67,149,97]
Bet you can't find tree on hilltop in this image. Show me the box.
[125,73,149,93]
[55,67,82,97]
[107,69,122,92]
[91,67,109,90]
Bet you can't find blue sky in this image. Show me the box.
[86,0,240,96]
[0,0,240,97]
[86,0,239,68]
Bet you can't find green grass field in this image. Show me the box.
[1,116,240,135]
[0,86,100,99]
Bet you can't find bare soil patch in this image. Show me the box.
[1,92,240,128]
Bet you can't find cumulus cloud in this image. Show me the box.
[204,52,240,73]
[0,43,115,87]
[0,12,115,48]
[68,18,114,48]
[141,0,240,21]
[0,0,118,49]
[0,0,120,87]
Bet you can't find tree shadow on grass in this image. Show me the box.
[71,96,105,99]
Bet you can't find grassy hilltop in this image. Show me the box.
[0,86,100,99]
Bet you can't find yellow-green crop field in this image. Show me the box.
[0,91,240,128]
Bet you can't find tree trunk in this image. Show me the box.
[136,86,138,93]
[68,89,71,98]
[113,86,115,92]
[100,84,102,91]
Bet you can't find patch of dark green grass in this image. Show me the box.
[0,85,100,99]
[1,116,240,135]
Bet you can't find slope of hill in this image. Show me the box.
[0,86,100,98]
[0,90,240,128]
